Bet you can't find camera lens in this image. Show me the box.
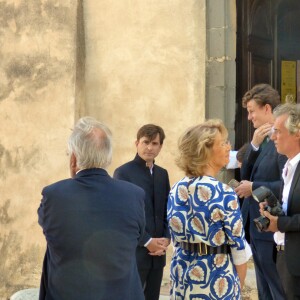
[253,216,270,232]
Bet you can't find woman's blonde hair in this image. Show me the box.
[176,119,228,177]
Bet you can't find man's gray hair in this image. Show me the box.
[273,103,300,135]
[68,116,112,169]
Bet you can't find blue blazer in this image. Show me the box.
[241,141,287,240]
[113,154,170,270]
[38,168,145,300]
[278,163,300,276]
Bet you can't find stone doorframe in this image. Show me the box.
[206,0,237,146]
[206,0,237,182]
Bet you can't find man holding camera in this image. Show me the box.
[252,186,285,233]
[235,84,286,299]
[260,103,300,299]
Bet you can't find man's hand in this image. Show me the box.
[252,123,273,148]
[259,201,267,213]
[147,238,168,256]
[235,180,253,198]
[259,201,279,232]
[161,238,170,247]
[262,211,279,232]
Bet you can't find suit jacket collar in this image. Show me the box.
[75,168,108,178]
[134,154,155,169]
[251,140,273,179]
[287,162,300,213]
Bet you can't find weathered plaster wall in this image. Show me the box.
[1,0,206,297]
[84,0,206,184]
[0,0,77,297]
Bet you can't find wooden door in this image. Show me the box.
[235,0,276,149]
[235,0,300,148]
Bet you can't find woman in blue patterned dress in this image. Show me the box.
[168,119,252,300]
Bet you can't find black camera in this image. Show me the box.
[252,186,285,232]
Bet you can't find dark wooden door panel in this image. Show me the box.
[249,54,273,87]
[236,0,275,148]
[236,0,300,148]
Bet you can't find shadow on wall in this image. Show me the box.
[0,0,75,105]
[0,1,76,298]
[0,200,44,299]
[0,144,42,180]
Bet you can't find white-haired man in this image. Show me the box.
[260,103,300,299]
[38,117,145,300]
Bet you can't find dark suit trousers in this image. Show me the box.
[139,266,163,300]
[251,238,286,300]
[277,250,300,300]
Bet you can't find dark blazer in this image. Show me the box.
[113,154,170,269]
[241,141,287,240]
[38,168,145,300]
[278,162,300,276]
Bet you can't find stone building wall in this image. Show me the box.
[0,1,77,297]
[83,0,206,183]
[0,0,206,298]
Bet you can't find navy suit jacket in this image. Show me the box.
[278,163,300,276]
[241,141,287,240]
[38,168,145,300]
[113,154,170,269]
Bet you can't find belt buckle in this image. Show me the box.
[199,243,208,255]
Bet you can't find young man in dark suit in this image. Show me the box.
[114,124,170,300]
[38,117,145,300]
[260,103,300,299]
[235,84,286,299]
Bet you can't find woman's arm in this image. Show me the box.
[235,263,247,289]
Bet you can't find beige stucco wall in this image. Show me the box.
[84,0,206,184]
[1,0,206,297]
[0,1,77,297]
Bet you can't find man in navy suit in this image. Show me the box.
[114,124,170,300]
[235,84,286,300]
[260,103,300,299]
[38,117,145,300]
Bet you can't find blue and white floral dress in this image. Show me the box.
[167,176,250,300]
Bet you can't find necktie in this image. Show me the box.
[260,137,269,150]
